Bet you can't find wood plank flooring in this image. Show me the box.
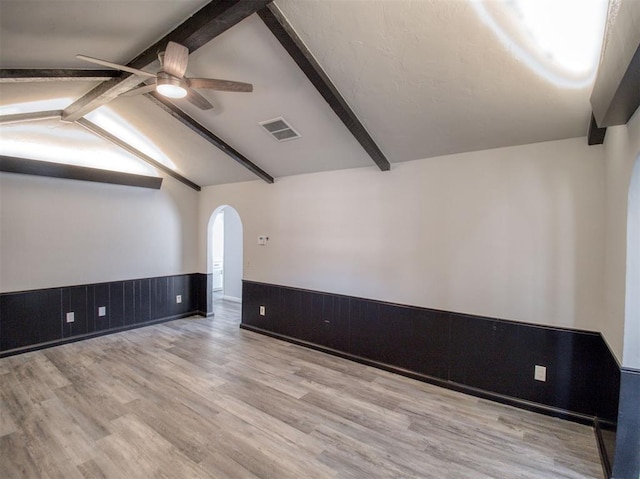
[0,300,604,478]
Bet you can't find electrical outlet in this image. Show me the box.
[259,306,266,316]
[176,295,182,304]
[534,365,547,382]
[98,306,106,317]
[66,312,75,323]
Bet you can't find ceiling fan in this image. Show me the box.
[77,41,253,110]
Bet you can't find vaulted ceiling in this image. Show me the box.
[0,0,610,189]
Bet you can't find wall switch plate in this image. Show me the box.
[259,306,266,316]
[66,312,75,323]
[98,306,106,317]
[534,365,547,382]
[176,295,182,304]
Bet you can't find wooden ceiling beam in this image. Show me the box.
[62,75,144,122]
[62,0,272,122]
[0,109,199,191]
[145,92,274,184]
[4,2,274,184]
[127,0,272,70]
[76,118,201,191]
[592,44,640,128]
[587,113,607,146]
[0,155,162,190]
[0,69,118,82]
[590,0,640,129]
[257,4,391,172]
[0,110,62,125]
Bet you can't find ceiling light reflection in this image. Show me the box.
[1,97,176,176]
[472,0,608,88]
[0,98,74,116]
[86,107,177,170]
[0,121,157,176]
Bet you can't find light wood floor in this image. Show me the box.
[0,300,604,478]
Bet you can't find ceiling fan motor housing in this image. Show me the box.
[156,72,188,98]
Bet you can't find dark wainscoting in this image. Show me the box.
[241,280,621,427]
[595,342,623,478]
[194,273,214,317]
[611,368,640,479]
[0,274,200,357]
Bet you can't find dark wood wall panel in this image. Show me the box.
[0,289,63,350]
[36,290,63,345]
[241,280,621,427]
[598,341,622,423]
[109,282,125,330]
[135,279,152,324]
[277,287,302,339]
[62,286,88,338]
[2,293,36,350]
[151,277,169,320]
[517,328,602,417]
[123,280,136,327]
[194,273,213,317]
[611,369,640,479]
[170,275,192,317]
[449,315,521,398]
[240,281,261,328]
[349,299,380,361]
[0,274,201,356]
[300,292,325,346]
[328,296,350,352]
[401,307,449,379]
[91,283,110,332]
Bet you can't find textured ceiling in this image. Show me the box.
[0,0,607,187]
[275,0,605,162]
[0,0,211,68]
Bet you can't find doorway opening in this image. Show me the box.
[211,212,224,298]
[624,155,640,369]
[610,154,640,479]
[208,206,243,306]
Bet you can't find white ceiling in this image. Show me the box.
[0,0,607,187]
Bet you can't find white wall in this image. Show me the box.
[222,206,243,301]
[0,173,199,292]
[199,137,605,332]
[602,106,640,367]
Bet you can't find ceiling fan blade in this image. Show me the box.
[163,41,189,78]
[185,88,214,110]
[120,83,157,97]
[76,54,156,78]
[188,78,253,92]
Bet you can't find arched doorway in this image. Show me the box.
[207,205,243,308]
[611,155,640,479]
[623,155,640,369]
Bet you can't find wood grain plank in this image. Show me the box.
[0,433,41,478]
[0,300,604,478]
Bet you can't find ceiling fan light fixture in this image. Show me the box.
[156,74,188,99]
[76,42,252,111]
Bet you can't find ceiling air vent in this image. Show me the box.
[259,117,301,142]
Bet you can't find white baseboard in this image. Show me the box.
[222,295,242,303]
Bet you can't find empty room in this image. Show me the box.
[1,0,639,478]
